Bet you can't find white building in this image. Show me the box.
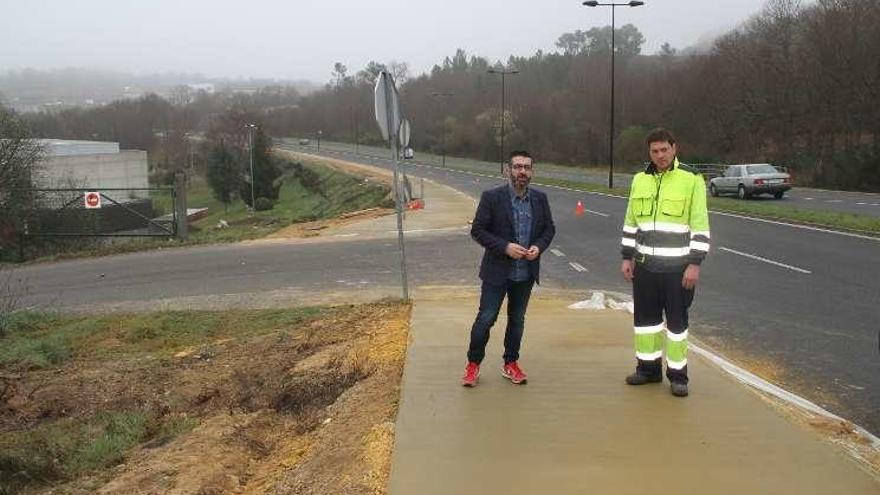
[35,139,149,200]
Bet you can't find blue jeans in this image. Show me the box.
[467,279,535,364]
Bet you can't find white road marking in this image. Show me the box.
[584,209,610,217]
[385,227,468,234]
[550,249,565,257]
[719,247,812,274]
[569,262,588,272]
[710,211,880,242]
[332,233,360,238]
[825,200,843,203]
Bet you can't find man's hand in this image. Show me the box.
[525,245,541,261]
[621,259,634,282]
[682,264,700,289]
[505,243,529,260]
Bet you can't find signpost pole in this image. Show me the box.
[379,72,409,300]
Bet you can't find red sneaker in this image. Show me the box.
[461,362,480,387]
[502,361,528,384]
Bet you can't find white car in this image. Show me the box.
[709,164,792,199]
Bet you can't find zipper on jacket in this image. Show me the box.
[652,172,664,256]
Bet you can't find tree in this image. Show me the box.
[331,62,351,89]
[556,30,588,55]
[0,106,44,259]
[555,24,645,56]
[356,61,388,85]
[239,126,282,207]
[206,140,239,211]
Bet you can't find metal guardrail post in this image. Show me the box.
[174,172,188,240]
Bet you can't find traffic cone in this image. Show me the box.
[575,200,585,217]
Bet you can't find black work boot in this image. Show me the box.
[670,382,689,397]
[625,372,662,385]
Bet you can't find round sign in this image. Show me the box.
[85,192,100,208]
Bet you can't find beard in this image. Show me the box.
[512,174,531,188]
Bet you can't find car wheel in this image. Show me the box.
[709,183,718,197]
[738,185,749,200]
[774,191,784,199]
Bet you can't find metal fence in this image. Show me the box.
[22,188,177,238]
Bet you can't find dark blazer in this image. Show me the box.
[470,184,556,286]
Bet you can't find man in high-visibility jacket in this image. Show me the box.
[620,128,710,397]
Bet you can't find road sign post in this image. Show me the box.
[375,71,410,300]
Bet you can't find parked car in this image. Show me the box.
[298,138,311,146]
[709,164,792,199]
[403,147,414,159]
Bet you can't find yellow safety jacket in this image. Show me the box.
[621,158,710,271]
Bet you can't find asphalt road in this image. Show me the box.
[9,144,880,436]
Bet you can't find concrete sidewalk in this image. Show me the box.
[389,296,878,494]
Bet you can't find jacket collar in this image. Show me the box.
[645,157,679,175]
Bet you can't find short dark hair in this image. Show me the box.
[508,150,533,163]
[645,128,676,146]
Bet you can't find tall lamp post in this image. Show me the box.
[351,104,360,155]
[582,0,644,188]
[245,123,257,211]
[430,91,455,168]
[487,66,519,174]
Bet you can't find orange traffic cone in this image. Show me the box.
[575,200,585,217]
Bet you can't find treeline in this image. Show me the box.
[16,0,880,191]
[278,0,880,191]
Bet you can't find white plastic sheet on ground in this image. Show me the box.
[568,291,634,314]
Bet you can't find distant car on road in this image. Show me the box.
[709,164,792,199]
[403,147,414,159]
[298,138,311,146]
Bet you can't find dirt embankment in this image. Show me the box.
[0,301,410,494]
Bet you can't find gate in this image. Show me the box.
[22,187,177,238]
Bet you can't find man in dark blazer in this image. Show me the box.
[462,150,556,387]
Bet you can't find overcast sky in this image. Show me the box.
[1,0,780,83]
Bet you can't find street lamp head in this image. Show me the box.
[583,1,599,6]
[629,1,644,6]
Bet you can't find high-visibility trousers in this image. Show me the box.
[632,262,694,384]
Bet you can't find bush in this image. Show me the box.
[254,197,275,211]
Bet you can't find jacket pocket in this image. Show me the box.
[633,195,654,216]
[661,197,686,217]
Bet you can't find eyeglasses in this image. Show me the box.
[509,164,533,172]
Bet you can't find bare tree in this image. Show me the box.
[0,105,44,261]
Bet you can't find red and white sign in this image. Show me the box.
[84,191,102,209]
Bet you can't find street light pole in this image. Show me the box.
[351,104,360,155]
[430,92,455,168]
[245,123,257,211]
[582,0,645,189]
[487,66,519,174]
